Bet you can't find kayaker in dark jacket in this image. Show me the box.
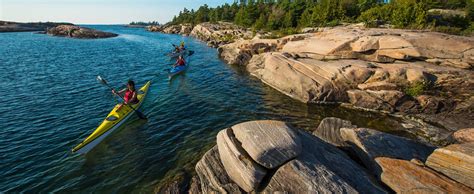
[174,55,186,67]
[112,80,139,111]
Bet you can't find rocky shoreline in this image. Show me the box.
[151,22,473,193]
[151,22,473,140]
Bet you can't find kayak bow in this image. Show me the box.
[72,81,151,154]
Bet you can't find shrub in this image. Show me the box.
[404,81,431,97]
[358,4,393,27]
[461,22,474,36]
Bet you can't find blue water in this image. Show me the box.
[0,26,406,192]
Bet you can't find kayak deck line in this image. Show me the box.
[72,81,151,154]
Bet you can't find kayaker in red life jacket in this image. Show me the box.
[112,80,139,111]
[173,55,186,67]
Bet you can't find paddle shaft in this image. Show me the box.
[101,81,147,119]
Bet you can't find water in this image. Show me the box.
[0,26,408,192]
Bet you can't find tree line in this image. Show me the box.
[169,0,474,35]
[129,21,160,26]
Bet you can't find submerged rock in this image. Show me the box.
[47,25,117,39]
[376,157,473,193]
[426,143,474,188]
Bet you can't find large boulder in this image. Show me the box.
[264,131,386,193]
[340,128,436,176]
[376,157,473,193]
[46,25,117,39]
[216,128,266,192]
[426,143,474,188]
[231,120,302,169]
[195,146,242,193]
[247,53,375,103]
[312,117,356,147]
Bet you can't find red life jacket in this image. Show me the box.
[124,90,137,103]
[177,58,186,66]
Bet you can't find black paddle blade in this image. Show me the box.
[188,50,195,56]
[135,110,147,120]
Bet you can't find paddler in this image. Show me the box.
[179,41,186,51]
[173,55,186,67]
[174,45,181,53]
[112,80,139,111]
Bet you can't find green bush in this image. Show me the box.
[404,81,431,97]
[358,5,393,27]
[461,22,474,36]
[391,0,428,28]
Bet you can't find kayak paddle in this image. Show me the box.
[96,76,147,120]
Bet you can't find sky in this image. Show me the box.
[0,0,235,24]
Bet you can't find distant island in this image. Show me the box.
[0,21,118,39]
[46,25,118,39]
[124,21,161,28]
[0,21,72,33]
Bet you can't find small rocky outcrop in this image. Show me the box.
[190,22,253,48]
[46,25,117,39]
[146,24,192,35]
[146,25,163,32]
[426,143,474,188]
[218,39,278,65]
[376,157,473,193]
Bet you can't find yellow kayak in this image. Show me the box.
[72,81,151,154]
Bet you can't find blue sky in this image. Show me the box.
[0,0,234,24]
